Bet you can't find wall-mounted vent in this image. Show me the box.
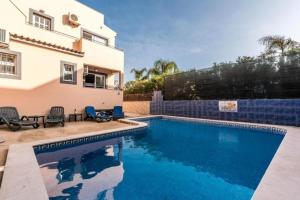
[0,29,8,44]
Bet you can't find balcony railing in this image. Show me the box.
[81,38,123,52]
[83,83,121,90]
[24,22,123,52]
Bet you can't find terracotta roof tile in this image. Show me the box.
[10,33,84,56]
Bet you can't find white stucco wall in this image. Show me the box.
[0,0,124,115]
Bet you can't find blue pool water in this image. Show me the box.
[35,118,284,200]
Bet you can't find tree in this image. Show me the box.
[125,59,180,94]
[259,35,299,55]
[125,36,300,99]
[130,68,147,81]
[147,59,179,78]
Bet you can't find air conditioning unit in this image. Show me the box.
[68,13,80,27]
[0,29,9,46]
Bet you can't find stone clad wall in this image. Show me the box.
[123,101,150,115]
[150,92,300,126]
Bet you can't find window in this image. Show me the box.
[60,61,77,84]
[82,31,108,46]
[84,74,106,88]
[0,50,21,79]
[29,9,54,31]
[33,13,51,30]
[0,53,16,75]
[63,64,74,82]
[83,66,107,89]
[95,74,106,88]
[0,29,7,43]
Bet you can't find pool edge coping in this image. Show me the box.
[1,116,299,200]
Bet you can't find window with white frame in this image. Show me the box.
[83,66,107,89]
[0,50,21,79]
[95,74,106,88]
[60,61,77,84]
[83,31,108,46]
[0,53,16,75]
[33,13,51,30]
[29,9,54,31]
[63,64,74,82]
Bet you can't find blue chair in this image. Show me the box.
[113,106,125,120]
[85,106,112,122]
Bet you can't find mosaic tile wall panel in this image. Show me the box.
[34,127,147,154]
[150,93,300,126]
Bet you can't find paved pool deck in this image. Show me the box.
[252,125,300,200]
[0,116,299,200]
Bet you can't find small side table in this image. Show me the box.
[69,113,83,122]
[27,115,45,126]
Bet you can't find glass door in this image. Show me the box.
[95,74,106,88]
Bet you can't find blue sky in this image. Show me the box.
[79,0,300,81]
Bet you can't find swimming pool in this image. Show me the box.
[35,117,284,200]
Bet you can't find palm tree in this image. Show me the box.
[147,59,179,78]
[130,68,147,81]
[259,35,299,55]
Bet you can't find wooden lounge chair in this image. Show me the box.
[44,106,65,128]
[85,106,112,122]
[0,107,39,131]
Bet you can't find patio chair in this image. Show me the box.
[85,106,112,122]
[112,106,125,120]
[44,106,65,128]
[0,107,39,131]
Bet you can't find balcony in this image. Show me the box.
[8,23,124,67]
[83,65,123,90]
[79,39,124,72]
[10,23,77,50]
